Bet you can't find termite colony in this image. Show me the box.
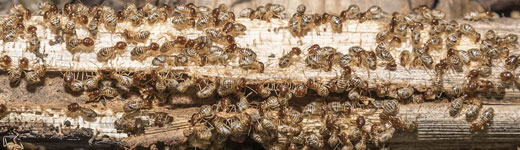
[375,6,508,132]
[0,1,511,149]
[185,96,416,149]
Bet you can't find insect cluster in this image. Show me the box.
[372,5,510,131]
[0,1,512,149]
[185,96,416,150]
[288,4,386,36]
[114,99,174,135]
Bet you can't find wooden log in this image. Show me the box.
[122,103,520,148]
[2,16,520,102]
[1,9,520,149]
[3,92,520,149]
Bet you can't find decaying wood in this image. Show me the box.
[2,16,520,102]
[3,89,520,148]
[122,104,520,147]
[2,13,520,149]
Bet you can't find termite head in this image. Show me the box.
[88,88,101,99]
[499,71,514,81]
[150,42,160,51]
[19,57,29,69]
[27,25,37,34]
[293,82,308,97]
[356,116,365,128]
[308,44,320,55]
[467,69,479,79]
[464,80,479,93]
[82,37,95,47]
[326,115,337,130]
[226,44,238,53]
[1,55,12,66]
[447,48,457,57]
[343,66,352,76]
[470,122,482,132]
[64,72,74,83]
[67,103,81,112]
[290,47,302,56]
[278,83,290,96]
[115,41,127,50]
[175,36,187,45]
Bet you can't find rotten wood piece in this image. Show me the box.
[1,11,520,149]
